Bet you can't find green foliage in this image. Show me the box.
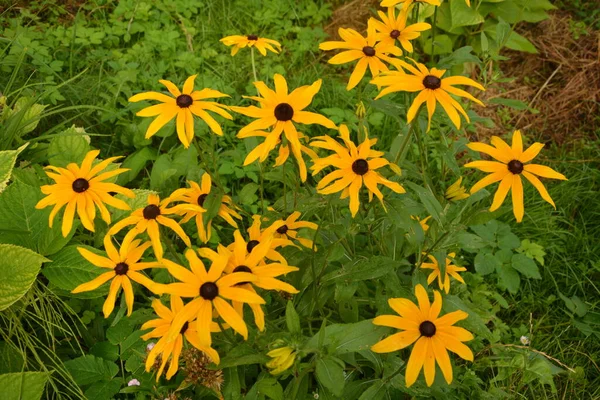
[0,371,50,400]
[0,244,47,311]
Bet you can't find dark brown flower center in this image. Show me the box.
[362,46,376,57]
[390,29,400,39]
[197,193,208,206]
[142,204,161,220]
[233,265,253,286]
[114,262,129,275]
[419,320,436,337]
[199,282,219,300]
[276,224,289,234]
[351,159,369,175]
[274,103,294,121]
[176,94,193,108]
[72,178,90,193]
[423,75,442,90]
[507,160,524,174]
[247,34,258,41]
[180,321,189,334]
[246,240,260,253]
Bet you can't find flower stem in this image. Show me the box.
[250,47,259,95]
[431,6,438,63]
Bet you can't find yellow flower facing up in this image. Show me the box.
[465,130,567,222]
[411,215,431,232]
[170,173,242,243]
[446,177,470,201]
[266,346,297,375]
[311,125,406,217]
[380,0,441,8]
[129,75,232,148]
[273,211,319,249]
[420,252,466,293]
[230,74,336,182]
[72,231,162,318]
[142,296,220,380]
[36,150,134,237]
[220,34,282,56]
[371,284,474,387]
[370,7,431,52]
[319,23,402,90]
[371,60,485,131]
[108,194,194,259]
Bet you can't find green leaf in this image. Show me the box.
[0,342,24,373]
[64,355,118,386]
[255,378,283,400]
[307,320,389,355]
[84,379,122,400]
[511,253,541,279]
[315,357,345,397]
[238,183,258,205]
[218,344,269,369]
[0,143,28,194]
[358,380,387,400]
[286,301,301,335]
[202,186,224,226]
[106,318,135,345]
[497,264,521,294]
[321,256,400,283]
[150,154,178,190]
[89,342,119,362]
[0,372,50,400]
[450,0,485,28]
[115,147,157,185]
[0,244,47,311]
[474,252,501,276]
[406,182,443,225]
[495,17,512,48]
[47,127,90,167]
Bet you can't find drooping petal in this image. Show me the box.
[371,330,421,353]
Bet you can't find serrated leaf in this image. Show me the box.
[84,379,122,400]
[255,378,283,400]
[511,253,541,279]
[321,256,400,283]
[47,127,90,167]
[451,0,485,28]
[0,143,28,194]
[106,318,135,345]
[474,252,501,276]
[315,357,345,397]
[0,244,47,311]
[497,264,521,294]
[0,372,50,400]
[64,355,118,386]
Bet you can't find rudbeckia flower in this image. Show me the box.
[411,215,431,232]
[465,130,567,222]
[371,284,474,387]
[266,346,297,375]
[420,252,466,293]
[245,215,294,264]
[445,177,470,201]
[129,75,232,148]
[36,150,134,237]
[371,60,485,131]
[319,23,402,90]
[220,34,282,56]
[370,7,431,52]
[380,0,441,8]
[142,296,220,379]
[72,232,162,318]
[170,173,242,243]
[311,125,405,217]
[272,211,318,249]
[159,248,265,347]
[108,194,194,259]
[230,74,336,181]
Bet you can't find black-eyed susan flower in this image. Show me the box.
[273,211,318,249]
[129,75,232,148]
[370,7,431,52]
[72,231,162,318]
[371,284,474,387]
[446,177,470,201]
[220,34,282,56]
[142,296,220,379]
[381,0,441,8]
[319,23,402,90]
[36,150,134,237]
[266,346,297,375]
[371,60,484,131]
[420,252,466,293]
[411,215,431,232]
[230,74,336,181]
[245,215,295,264]
[159,248,265,347]
[108,194,194,259]
[311,125,405,217]
[170,173,242,243]
[465,130,567,222]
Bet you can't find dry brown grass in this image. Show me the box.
[324,0,380,38]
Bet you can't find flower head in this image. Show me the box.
[420,252,466,293]
[266,346,297,375]
[220,34,282,56]
[35,150,134,237]
[446,177,470,201]
[129,75,232,147]
[244,215,295,264]
[272,211,318,249]
[371,284,474,387]
[465,130,567,222]
[370,7,431,52]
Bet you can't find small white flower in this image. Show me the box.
[520,336,530,345]
[313,391,319,399]
[146,342,155,351]
[127,378,140,387]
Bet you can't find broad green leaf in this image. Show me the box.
[358,380,387,400]
[456,232,486,251]
[150,154,178,190]
[423,34,454,55]
[238,183,259,205]
[0,372,50,400]
[84,379,122,400]
[474,252,501,276]
[115,147,157,185]
[89,342,119,362]
[0,143,28,194]
[306,320,390,355]
[286,301,301,335]
[64,355,119,386]
[443,295,493,340]
[406,182,443,225]
[106,318,135,345]
[321,256,400,283]
[497,264,521,294]
[218,344,269,369]
[255,378,283,400]
[0,244,47,311]
[450,0,485,28]
[511,253,541,279]
[47,127,90,167]
[0,342,24,373]
[315,357,345,397]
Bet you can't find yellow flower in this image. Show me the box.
[108,193,193,259]
[273,211,318,249]
[158,248,265,349]
[370,7,431,52]
[411,215,431,232]
[371,284,474,387]
[371,60,484,131]
[311,125,405,217]
[230,74,336,182]
[446,177,470,201]
[420,252,466,293]
[170,173,242,243]
[72,231,162,318]
[319,23,402,90]
[220,34,282,56]
[142,296,220,379]
[266,346,297,375]
[380,0,441,8]
[245,215,295,264]
[465,0,471,6]
[129,75,232,148]
[465,130,567,222]
[35,150,134,237]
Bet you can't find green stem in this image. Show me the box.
[431,6,438,64]
[393,123,415,165]
[282,158,287,213]
[250,47,259,94]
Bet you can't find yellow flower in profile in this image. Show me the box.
[311,125,405,217]
[370,7,431,52]
[35,150,134,237]
[446,177,470,201]
[230,74,336,181]
[129,75,232,148]
[420,252,466,293]
[465,130,567,222]
[411,215,431,232]
[380,0,441,8]
[142,296,220,380]
[245,215,294,264]
[465,0,471,6]
[170,173,242,243]
[220,34,282,56]
[319,23,402,90]
[108,194,193,259]
[266,346,297,375]
[371,284,474,387]
[72,231,161,318]
[273,211,318,249]
[371,60,484,131]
